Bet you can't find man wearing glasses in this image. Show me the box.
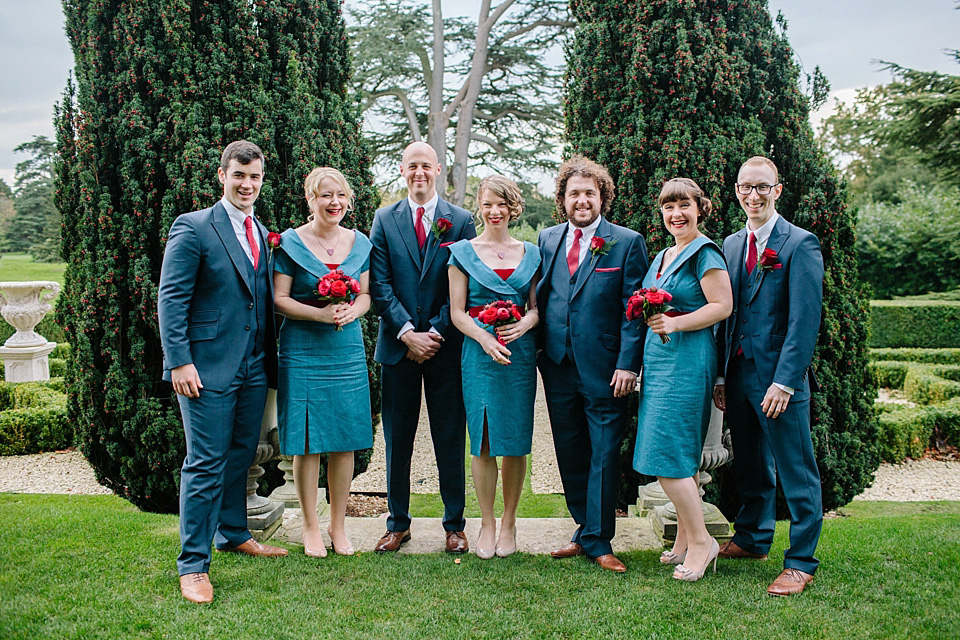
[713,156,824,596]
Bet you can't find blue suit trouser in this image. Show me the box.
[381,354,467,532]
[177,351,267,575]
[725,355,822,575]
[538,353,628,558]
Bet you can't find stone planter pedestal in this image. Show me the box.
[0,281,60,382]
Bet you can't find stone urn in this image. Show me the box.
[0,281,60,382]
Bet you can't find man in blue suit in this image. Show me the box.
[713,156,824,596]
[158,140,286,605]
[370,141,476,553]
[537,155,647,572]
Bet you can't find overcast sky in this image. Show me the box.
[0,0,957,185]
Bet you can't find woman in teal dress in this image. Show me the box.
[448,175,540,559]
[634,178,732,582]
[273,167,373,559]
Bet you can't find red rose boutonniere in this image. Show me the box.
[476,300,523,346]
[432,217,453,241]
[266,232,282,254]
[316,269,362,330]
[626,287,674,343]
[589,235,617,258]
[757,248,783,273]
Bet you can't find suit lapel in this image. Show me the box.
[748,217,789,304]
[540,224,566,287]
[571,218,609,300]
[421,200,450,279]
[211,202,254,297]
[728,229,746,299]
[389,200,422,270]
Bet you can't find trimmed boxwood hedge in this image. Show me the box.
[0,380,71,456]
[870,348,960,365]
[869,301,960,348]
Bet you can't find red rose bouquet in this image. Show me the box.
[316,269,362,329]
[626,287,674,343]
[477,300,523,346]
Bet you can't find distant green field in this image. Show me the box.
[0,254,66,288]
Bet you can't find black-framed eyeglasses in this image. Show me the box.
[736,183,780,196]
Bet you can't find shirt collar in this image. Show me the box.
[746,211,779,245]
[221,196,255,226]
[408,193,439,222]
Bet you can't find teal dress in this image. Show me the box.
[273,228,373,455]
[634,236,727,478]
[448,240,541,457]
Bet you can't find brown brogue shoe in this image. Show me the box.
[593,554,627,573]
[445,530,469,554]
[218,538,288,557]
[767,568,814,596]
[374,530,411,553]
[718,539,768,560]
[550,542,586,558]
[179,572,213,604]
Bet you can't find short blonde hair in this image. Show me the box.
[658,177,713,223]
[304,167,354,217]
[476,175,525,222]
[738,156,779,183]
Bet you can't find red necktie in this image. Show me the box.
[567,228,583,276]
[244,216,260,270]
[746,231,757,274]
[415,207,427,249]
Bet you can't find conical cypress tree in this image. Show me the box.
[565,0,877,513]
[55,0,377,513]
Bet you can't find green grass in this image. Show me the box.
[0,253,66,287]
[2,494,959,639]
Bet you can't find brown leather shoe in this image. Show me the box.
[767,568,814,596]
[374,530,411,553]
[179,572,213,604]
[445,530,469,553]
[217,538,288,557]
[718,539,768,560]
[593,554,627,573]
[550,542,586,558]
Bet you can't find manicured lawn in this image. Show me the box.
[0,253,66,287]
[2,494,958,639]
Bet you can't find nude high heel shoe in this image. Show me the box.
[495,524,517,558]
[475,524,495,559]
[303,530,327,558]
[660,548,686,565]
[673,539,719,582]
[328,527,355,556]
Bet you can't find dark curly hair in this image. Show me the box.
[554,155,615,219]
[658,177,713,223]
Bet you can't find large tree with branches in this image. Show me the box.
[349,0,571,205]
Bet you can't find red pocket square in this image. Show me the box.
[595,267,621,272]
[440,241,455,248]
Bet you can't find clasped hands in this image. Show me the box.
[645,312,677,337]
[713,383,791,419]
[481,316,536,366]
[316,301,360,328]
[402,330,443,364]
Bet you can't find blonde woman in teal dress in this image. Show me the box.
[634,178,732,581]
[273,167,373,558]
[448,175,541,559]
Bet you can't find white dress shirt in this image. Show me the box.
[221,197,261,266]
[564,215,603,269]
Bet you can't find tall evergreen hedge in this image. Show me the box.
[55,0,378,513]
[565,0,877,514]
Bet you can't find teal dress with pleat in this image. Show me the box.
[634,236,727,478]
[273,228,373,455]
[448,240,541,457]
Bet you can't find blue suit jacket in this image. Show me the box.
[536,217,648,398]
[717,216,823,400]
[158,201,278,392]
[370,197,477,365]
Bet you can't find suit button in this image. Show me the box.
[569,277,576,285]
[416,307,421,313]
[245,325,251,331]
[248,303,254,309]
[742,318,747,324]
[739,334,745,341]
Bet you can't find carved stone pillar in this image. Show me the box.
[248,388,285,541]
[0,281,59,382]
